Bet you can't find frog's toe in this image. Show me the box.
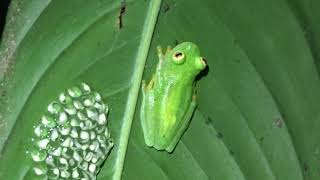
[192,94,197,101]
[157,46,163,55]
[165,46,172,54]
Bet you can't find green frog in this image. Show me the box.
[140,42,207,152]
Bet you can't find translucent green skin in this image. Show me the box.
[141,42,207,152]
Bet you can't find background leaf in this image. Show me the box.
[1,0,320,180]
[0,0,161,179]
[124,0,320,179]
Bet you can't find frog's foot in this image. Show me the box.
[141,80,146,92]
[192,88,197,102]
[157,46,164,61]
[146,74,155,90]
[142,73,155,91]
[192,94,197,101]
[165,46,172,54]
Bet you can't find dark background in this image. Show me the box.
[0,0,11,40]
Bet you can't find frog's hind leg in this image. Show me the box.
[140,80,151,146]
[165,94,197,153]
[140,75,156,147]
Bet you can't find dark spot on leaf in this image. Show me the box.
[273,118,283,128]
[229,150,234,156]
[118,2,126,29]
[259,137,264,142]
[1,90,6,98]
[216,132,223,139]
[205,116,213,125]
[163,3,170,13]
[304,162,308,172]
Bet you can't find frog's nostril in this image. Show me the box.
[200,57,207,66]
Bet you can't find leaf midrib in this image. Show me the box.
[111,0,163,179]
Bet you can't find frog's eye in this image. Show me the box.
[172,51,185,64]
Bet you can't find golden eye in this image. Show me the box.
[172,51,185,64]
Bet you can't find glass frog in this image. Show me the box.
[140,42,207,153]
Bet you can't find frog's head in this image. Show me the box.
[168,42,206,76]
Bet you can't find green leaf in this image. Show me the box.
[125,0,320,179]
[0,0,161,179]
[1,0,320,180]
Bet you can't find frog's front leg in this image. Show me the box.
[156,45,172,70]
[156,46,164,71]
[166,93,197,153]
[141,75,156,146]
